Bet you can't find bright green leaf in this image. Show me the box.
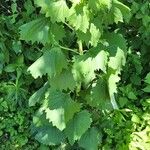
[45,90,81,130]
[28,47,68,79]
[35,0,69,23]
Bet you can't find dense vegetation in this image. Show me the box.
[0,0,150,149]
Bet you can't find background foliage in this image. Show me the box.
[0,0,150,150]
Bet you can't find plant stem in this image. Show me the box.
[78,40,83,55]
[59,45,79,54]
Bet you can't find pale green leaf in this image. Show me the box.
[49,69,76,91]
[68,6,89,33]
[72,49,108,86]
[108,73,120,96]
[113,7,123,23]
[113,0,131,22]
[79,127,100,150]
[65,110,92,145]
[35,0,69,23]
[29,82,49,106]
[28,47,67,79]
[108,48,126,73]
[89,23,101,47]
[45,90,81,131]
[72,56,95,86]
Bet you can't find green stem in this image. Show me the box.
[59,45,79,54]
[63,22,74,31]
[78,40,83,55]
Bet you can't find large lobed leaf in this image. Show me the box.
[28,47,68,79]
[65,110,92,145]
[45,90,81,131]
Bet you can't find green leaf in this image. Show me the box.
[68,5,89,33]
[29,82,49,107]
[86,78,112,111]
[28,47,68,79]
[78,127,100,150]
[72,49,108,86]
[108,73,120,96]
[108,48,126,73]
[89,23,101,47]
[113,0,131,22]
[19,18,50,44]
[49,69,76,91]
[35,125,65,146]
[35,0,69,23]
[143,85,150,93]
[45,90,81,131]
[72,55,95,86]
[65,110,92,145]
[113,7,123,23]
[144,73,150,84]
[103,33,127,56]
[108,74,120,109]
[88,0,112,11]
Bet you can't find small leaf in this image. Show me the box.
[143,85,150,93]
[144,72,150,84]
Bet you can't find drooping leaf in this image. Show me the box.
[49,69,76,91]
[35,125,65,146]
[78,127,101,150]
[28,47,68,79]
[65,110,92,145]
[45,90,81,131]
[29,82,49,107]
[35,0,69,23]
